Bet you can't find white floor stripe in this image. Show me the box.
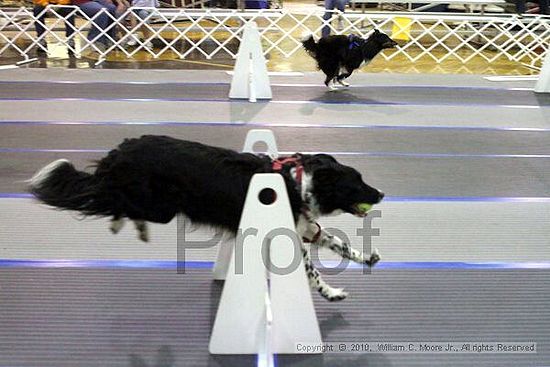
[0,65,19,70]
[226,71,304,77]
[15,58,38,66]
[485,75,539,82]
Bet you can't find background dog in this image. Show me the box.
[29,135,384,301]
[302,30,397,89]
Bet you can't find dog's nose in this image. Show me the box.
[378,192,385,202]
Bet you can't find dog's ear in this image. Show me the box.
[305,154,338,169]
[373,29,380,34]
[305,154,342,185]
[312,165,343,187]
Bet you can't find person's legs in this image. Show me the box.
[129,11,137,29]
[124,10,139,44]
[33,5,47,41]
[112,1,129,42]
[335,0,347,12]
[515,0,526,13]
[33,5,48,53]
[137,9,152,41]
[95,0,118,41]
[56,6,76,39]
[335,0,347,30]
[540,0,549,14]
[47,6,76,55]
[322,0,336,38]
[77,1,109,44]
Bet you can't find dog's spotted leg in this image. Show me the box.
[133,220,149,242]
[337,70,351,87]
[337,79,350,87]
[316,229,381,267]
[326,79,338,91]
[324,72,339,91]
[110,217,125,234]
[299,218,380,267]
[301,244,348,302]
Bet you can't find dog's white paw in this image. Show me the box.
[138,230,149,243]
[362,247,381,267]
[338,80,350,87]
[321,287,348,302]
[327,83,339,91]
[110,218,125,234]
[369,247,381,267]
[133,220,149,242]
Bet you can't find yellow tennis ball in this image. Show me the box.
[357,203,373,213]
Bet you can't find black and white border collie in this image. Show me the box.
[302,30,397,90]
[29,135,384,301]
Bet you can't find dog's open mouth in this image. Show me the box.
[352,203,374,217]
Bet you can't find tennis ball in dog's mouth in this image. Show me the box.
[356,203,373,213]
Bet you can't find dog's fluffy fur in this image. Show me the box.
[29,135,384,301]
[302,30,397,89]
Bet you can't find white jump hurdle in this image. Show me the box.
[229,21,272,102]
[212,129,279,280]
[241,129,279,159]
[209,173,322,355]
[535,50,550,93]
[209,130,322,357]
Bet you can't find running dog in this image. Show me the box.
[302,30,397,90]
[29,135,384,301]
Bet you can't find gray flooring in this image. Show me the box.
[1,81,550,107]
[0,268,548,367]
[1,123,550,197]
[2,124,550,154]
[3,100,550,130]
[2,72,550,131]
[0,69,538,89]
[0,69,549,367]
[3,199,549,262]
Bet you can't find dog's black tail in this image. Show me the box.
[302,34,318,58]
[28,159,111,217]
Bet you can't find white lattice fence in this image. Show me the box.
[0,6,549,66]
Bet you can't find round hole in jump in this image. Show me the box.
[258,188,277,205]
[252,141,268,154]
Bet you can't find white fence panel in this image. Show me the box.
[0,6,549,67]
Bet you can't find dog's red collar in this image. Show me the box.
[271,155,304,187]
[306,222,322,243]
